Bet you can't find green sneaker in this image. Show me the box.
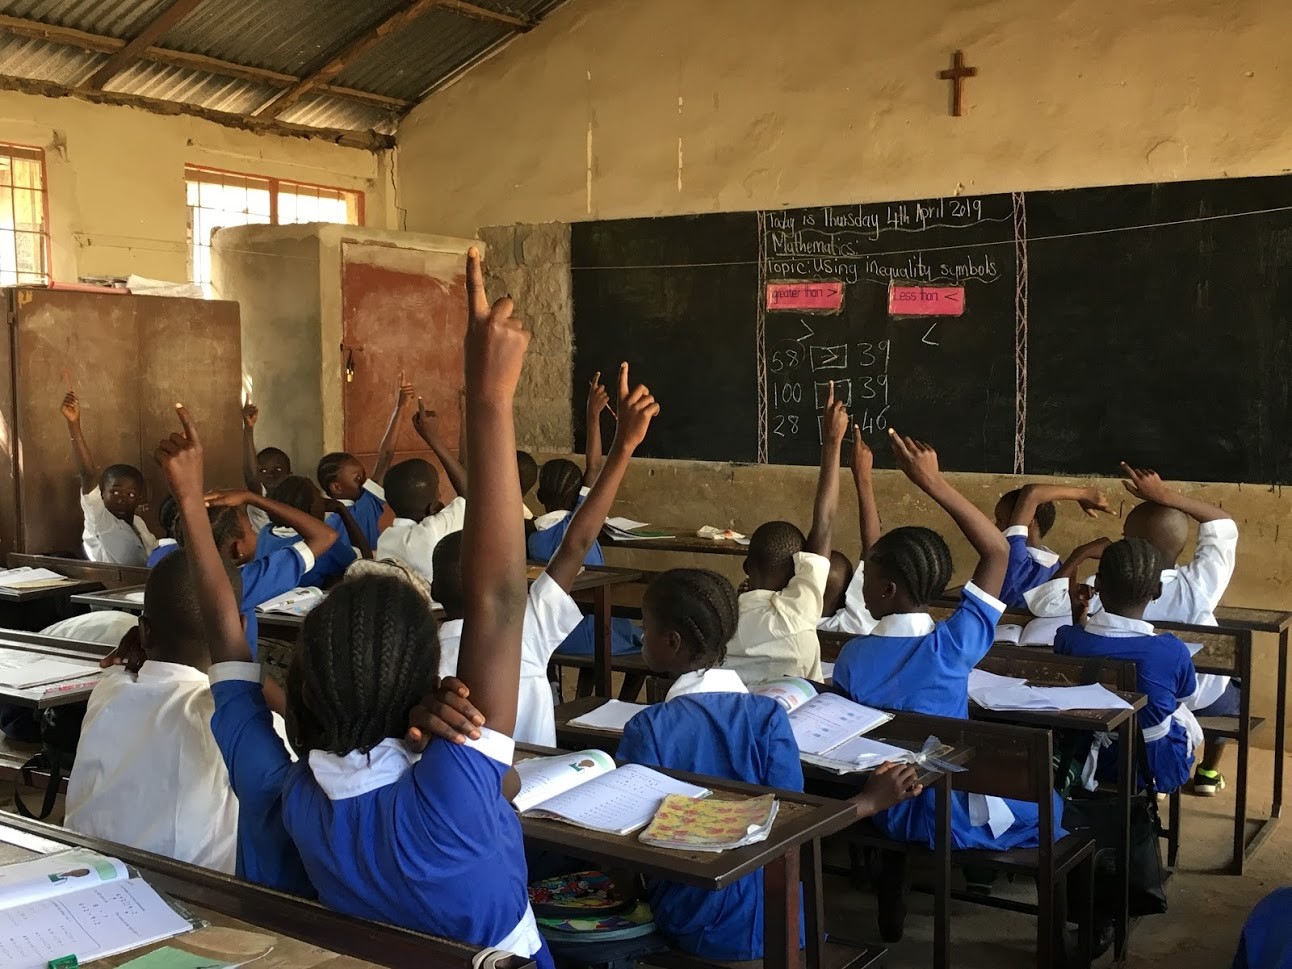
[1193,767,1226,797]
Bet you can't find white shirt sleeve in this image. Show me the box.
[1177,518,1238,614]
[1024,575,1073,618]
[418,496,467,538]
[817,563,876,635]
[772,552,830,626]
[523,572,584,669]
[79,487,118,536]
[362,479,386,501]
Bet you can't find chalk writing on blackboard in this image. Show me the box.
[888,284,966,317]
[766,281,844,312]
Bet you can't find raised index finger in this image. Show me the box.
[618,361,630,401]
[174,404,200,447]
[465,247,489,320]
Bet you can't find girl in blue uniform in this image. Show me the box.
[168,249,554,968]
[1054,538,1199,793]
[255,475,370,587]
[618,567,923,962]
[833,431,1065,851]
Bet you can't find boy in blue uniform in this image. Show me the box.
[994,483,1109,610]
[255,475,370,587]
[616,566,922,962]
[1054,538,1199,793]
[174,248,554,966]
[315,377,416,549]
[832,430,1064,937]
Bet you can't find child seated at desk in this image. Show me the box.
[617,566,922,962]
[147,495,181,567]
[994,483,1109,610]
[431,363,658,745]
[190,249,554,965]
[832,431,1063,934]
[60,390,158,566]
[819,424,880,636]
[1026,463,1239,796]
[725,385,844,685]
[315,377,415,549]
[256,475,370,587]
[240,403,293,535]
[1054,538,1200,793]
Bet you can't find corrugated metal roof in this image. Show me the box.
[0,0,574,138]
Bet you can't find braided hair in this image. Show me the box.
[643,568,738,668]
[269,475,323,516]
[517,451,539,496]
[536,458,583,512]
[869,526,954,606]
[1096,537,1162,611]
[287,572,439,755]
[316,451,354,496]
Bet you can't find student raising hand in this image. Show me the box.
[613,362,658,449]
[60,391,80,424]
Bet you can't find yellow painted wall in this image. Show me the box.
[0,89,391,283]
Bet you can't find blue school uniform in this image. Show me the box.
[1235,887,1292,969]
[616,668,803,962]
[833,583,1064,850]
[527,496,605,567]
[999,526,1060,610]
[257,516,356,587]
[146,539,179,568]
[343,479,387,550]
[238,541,313,658]
[208,664,314,896]
[1054,613,1198,793]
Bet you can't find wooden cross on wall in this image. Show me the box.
[939,50,977,117]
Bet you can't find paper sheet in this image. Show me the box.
[124,591,147,604]
[787,692,891,756]
[801,735,919,772]
[0,653,100,689]
[993,623,1023,645]
[0,851,128,910]
[1185,642,1205,657]
[0,569,67,588]
[820,662,835,682]
[971,682,1132,712]
[567,700,648,732]
[969,793,1016,838]
[605,518,650,531]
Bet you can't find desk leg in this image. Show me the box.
[1275,630,1287,820]
[935,773,951,969]
[593,588,612,699]
[801,839,825,969]
[1234,646,1253,875]
[1115,719,1133,962]
[763,849,801,969]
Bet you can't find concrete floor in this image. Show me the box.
[824,744,1287,968]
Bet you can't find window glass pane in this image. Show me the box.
[0,144,48,284]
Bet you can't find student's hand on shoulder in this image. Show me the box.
[1078,487,1110,518]
[611,362,658,452]
[1120,462,1173,504]
[203,488,253,508]
[850,423,874,478]
[100,625,145,674]
[464,247,529,397]
[587,371,611,417]
[855,762,923,817]
[153,405,204,501]
[241,403,258,430]
[888,429,940,489]
[821,381,848,449]
[60,391,80,425]
[404,677,486,751]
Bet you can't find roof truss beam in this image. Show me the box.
[78,0,210,91]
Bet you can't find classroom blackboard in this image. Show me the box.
[571,174,1292,483]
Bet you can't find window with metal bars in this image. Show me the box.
[185,165,365,284]
[0,143,50,286]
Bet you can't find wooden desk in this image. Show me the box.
[71,586,146,612]
[516,739,875,969]
[600,526,749,557]
[565,565,644,698]
[0,577,102,603]
[0,814,532,969]
[0,637,103,709]
[7,553,149,590]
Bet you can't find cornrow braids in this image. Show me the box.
[1097,537,1162,611]
[1034,500,1057,537]
[269,475,322,515]
[291,573,440,755]
[537,458,583,512]
[644,568,738,668]
[316,451,353,495]
[869,526,953,606]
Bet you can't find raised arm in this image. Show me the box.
[456,388,467,470]
[850,424,881,556]
[1121,463,1228,524]
[1053,537,1112,582]
[1009,482,1109,528]
[548,363,658,591]
[583,371,610,487]
[60,392,97,494]
[155,407,250,664]
[804,382,847,557]
[372,374,417,484]
[327,501,372,560]
[456,249,530,736]
[205,488,338,560]
[240,404,261,493]
[889,429,1009,597]
[413,397,468,498]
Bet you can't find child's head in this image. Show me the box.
[1122,501,1189,566]
[158,495,180,540]
[823,550,855,617]
[257,447,292,492]
[99,464,146,521]
[743,521,806,592]
[140,548,242,670]
[536,458,582,513]
[269,475,328,522]
[430,530,465,618]
[640,568,738,675]
[994,488,1057,541]
[287,572,439,755]
[517,451,539,498]
[385,459,440,521]
[862,526,953,618]
[213,506,257,567]
[1095,537,1163,616]
[317,452,367,502]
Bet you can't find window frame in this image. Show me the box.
[0,140,52,286]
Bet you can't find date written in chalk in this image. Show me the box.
[767,280,844,312]
[887,284,965,317]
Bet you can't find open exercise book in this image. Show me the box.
[993,616,1070,647]
[603,518,676,541]
[754,677,893,762]
[257,586,325,617]
[0,850,199,969]
[0,649,100,692]
[0,568,70,590]
[514,750,709,836]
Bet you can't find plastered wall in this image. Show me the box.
[0,89,390,283]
